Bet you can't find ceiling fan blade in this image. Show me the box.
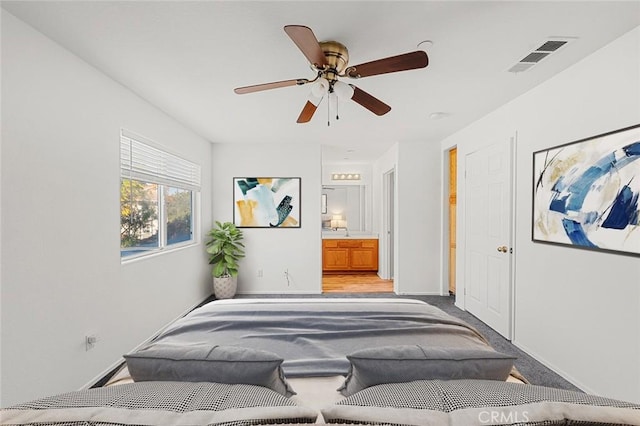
[284,25,327,68]
[351,85,391,116]
[234,78,308,94]
[346,50,428,78]
[296,100,318,123]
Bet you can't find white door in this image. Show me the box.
[464,138,513,338]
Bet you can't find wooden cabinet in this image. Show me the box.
[322,244,350,271]
[322,239,378,272]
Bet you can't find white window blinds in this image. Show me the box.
[120,130,201,190]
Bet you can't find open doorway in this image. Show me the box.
[322,170,394,293]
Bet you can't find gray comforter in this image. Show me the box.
[150,298,494,377]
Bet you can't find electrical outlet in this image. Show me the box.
[257,269,263,278]
[85,334,98,351]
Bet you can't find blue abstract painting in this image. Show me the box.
[533,124,640,256]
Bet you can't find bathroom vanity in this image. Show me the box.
[322,236,378,273]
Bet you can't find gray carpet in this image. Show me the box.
[235,293,581,392]
[415,295,581,391]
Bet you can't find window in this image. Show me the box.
[120,130,200,259]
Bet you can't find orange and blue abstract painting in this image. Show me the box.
[533,124,640,256]
[233,177,301,228]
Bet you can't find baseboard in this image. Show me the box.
[81,295,212,390]
[236,291,448,296]
[512,340,596,395]
[236,290,321,295]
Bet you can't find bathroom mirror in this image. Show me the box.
[321,185,367,232]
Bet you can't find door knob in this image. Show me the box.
[497,246,508,253]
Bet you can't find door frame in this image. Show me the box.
[381,167,395,282]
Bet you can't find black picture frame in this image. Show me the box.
[532,124,640,257]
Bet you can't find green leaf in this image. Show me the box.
[212,262,226,277]
[206,221,244,277]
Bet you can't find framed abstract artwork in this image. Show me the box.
[233,177,301,228]
[532,124,640,257]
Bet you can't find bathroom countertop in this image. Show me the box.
[321,233,378,239]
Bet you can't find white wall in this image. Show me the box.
[211,143,322,294]
[1,12,213,406]
[442,26,640,402]
[372,142,442,294]
[372,144,398,282]
[396,142,443,294]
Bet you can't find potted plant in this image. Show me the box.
[205,221,245,299]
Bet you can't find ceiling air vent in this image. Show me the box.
[520,51,550,63]
[508,37,573,73]
[537,40,568,52]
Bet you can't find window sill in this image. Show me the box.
[120,241,199,264]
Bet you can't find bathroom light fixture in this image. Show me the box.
[332,173,361,180]
[331,214,344,230]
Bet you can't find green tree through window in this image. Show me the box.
[166,187,192,244]
[120,179,158,250]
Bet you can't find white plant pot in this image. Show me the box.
[213,275,237,299]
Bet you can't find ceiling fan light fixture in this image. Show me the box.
[310,78,330,97]
[333,80,355,100]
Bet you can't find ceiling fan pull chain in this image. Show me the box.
[327,93,330,127]
[336,99,340,121]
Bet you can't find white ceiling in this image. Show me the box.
[3,1,639,163]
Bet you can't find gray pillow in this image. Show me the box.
[338,345,515,396]
[124,343,295,397]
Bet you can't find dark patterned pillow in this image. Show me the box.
[3,381,318,425]
[322,379,640,425]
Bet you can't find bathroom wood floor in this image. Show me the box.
[322,273,394,293]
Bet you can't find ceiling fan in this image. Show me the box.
[234,25,429,124]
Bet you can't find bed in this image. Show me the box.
[3,298,639,426]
